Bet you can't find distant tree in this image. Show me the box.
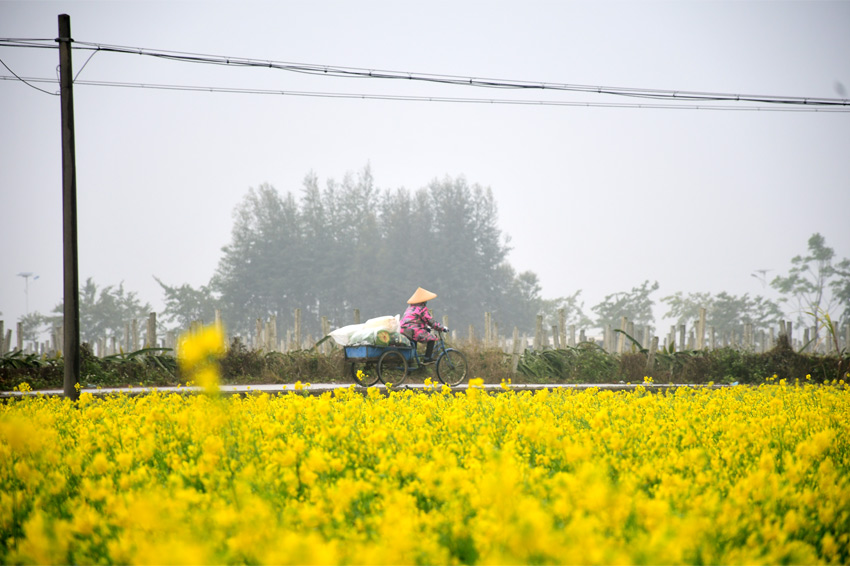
[424,176,512,331]
[541,290,593,333]
[831,259,850,327]
[592,280,659,331]
[211,183,304,335]
[155,277,219,331]
[662,291,783,336]
[51,278,153,344]
[211,170,522,337]
[18,311,48,347]
[771,233,850,334]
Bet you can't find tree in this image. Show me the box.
[155,277,219,331]
[211,170,526,337]
[592,280,659,331]
[211,183,304,335]
[18,311,48,347]
[771,233,850,334]
[51,278,153,344]
[541,290,593,332]
[661,291,783,336]
[831,258,850,327]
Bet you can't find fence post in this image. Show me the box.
[354,308,361,324]
[321,317,330,354]
[697,308,706,350]
[294,309,302,350]
[678,324,686,352]
[569,324,576,347]
[145,312,156,348]
[468,324,475,345]
[616,317,627,354]
[484,312,491,347]
[534,315,543,350]
[646,336,659,373]
[558,309,566,350]
[551,325,560,349]
[511,326,521,374]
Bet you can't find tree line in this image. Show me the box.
[13,168,850,348]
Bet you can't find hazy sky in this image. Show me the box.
[2,0,849,336]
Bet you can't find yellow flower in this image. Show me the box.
[177,323,225,393]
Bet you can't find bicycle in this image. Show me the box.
[346,329,469,387]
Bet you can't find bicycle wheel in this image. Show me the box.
[350,360,380,386]
[377,350,408,387]
[436,349,468,386]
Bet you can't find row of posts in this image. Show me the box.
[2,307,849,359]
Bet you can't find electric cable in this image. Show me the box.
[0,57,57,95]
[3,74,849,112]
[1,37,848,108]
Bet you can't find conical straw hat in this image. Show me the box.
[407,287,437,304]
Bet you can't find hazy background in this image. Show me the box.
[2,0,849,336]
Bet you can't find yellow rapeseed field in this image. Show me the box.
[1,379,848,565]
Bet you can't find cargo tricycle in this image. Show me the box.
[344,329,468,387]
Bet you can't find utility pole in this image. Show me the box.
[17,272,35,315]
[57,14,80,400]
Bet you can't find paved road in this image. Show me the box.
[1,382,727,399]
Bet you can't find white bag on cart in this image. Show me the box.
[363,315,400,333]
[329,323,365,346]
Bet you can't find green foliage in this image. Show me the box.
[17,312,49,345]
[517,343,618,383]
[51,278,153,343]
[661,291,784,336]
[155,277,219,330]
[0,349,62,370]
[540,290,593,332]
[592,280,659,330]
[208,167,539,337]
[771,233,849,330]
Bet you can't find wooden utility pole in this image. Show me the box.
[58,14,80,400]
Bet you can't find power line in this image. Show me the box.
[4,74,849,112]
[2,37,849,108]
[0,57,57,95]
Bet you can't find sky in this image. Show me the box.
[1,0,849,340]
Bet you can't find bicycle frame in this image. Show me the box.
[408,331,449,369]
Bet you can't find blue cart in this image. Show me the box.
[343,330,468,387]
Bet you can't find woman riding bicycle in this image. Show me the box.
[400,287,448,363]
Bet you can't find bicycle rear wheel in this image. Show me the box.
[350,360,380,386]
[377,350,408,387]
[436,349,468,386]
